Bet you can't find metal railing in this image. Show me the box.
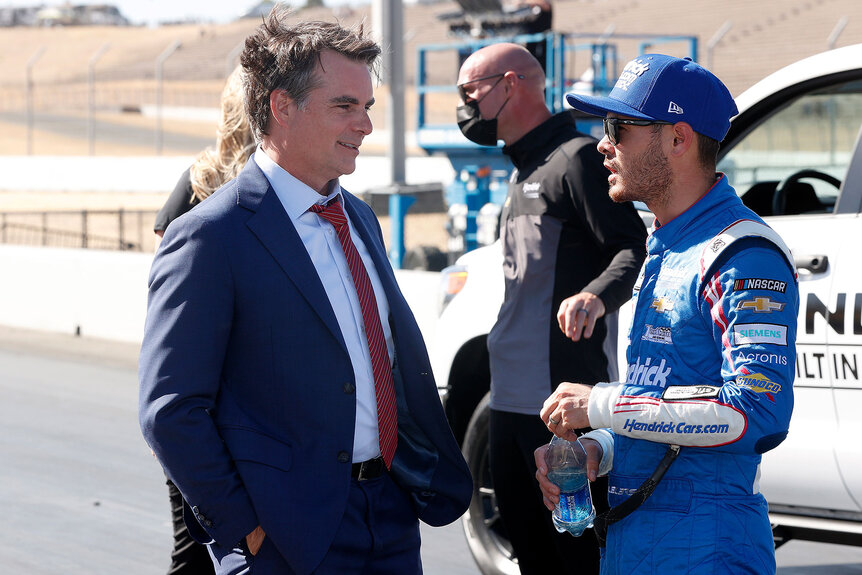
[0,209,158,252]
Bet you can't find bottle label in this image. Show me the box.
[558,484,592,523]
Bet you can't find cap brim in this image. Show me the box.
[565,92,655,121]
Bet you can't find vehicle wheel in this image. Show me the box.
[461,392,519,575]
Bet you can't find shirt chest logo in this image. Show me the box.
[522,182,541,199]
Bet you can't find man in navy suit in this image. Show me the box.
[138,9,472,575]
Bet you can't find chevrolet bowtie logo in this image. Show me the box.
[738,297,785,313]
[651,298,674,313]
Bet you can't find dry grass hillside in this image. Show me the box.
[0,0,861,157]
[1,1,860,253]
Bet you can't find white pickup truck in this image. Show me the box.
[431,44,862,574]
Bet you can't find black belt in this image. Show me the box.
[351,456,386,481]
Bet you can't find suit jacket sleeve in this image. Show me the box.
[138,212,259,547]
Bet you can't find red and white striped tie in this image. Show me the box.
[310,199,398,468]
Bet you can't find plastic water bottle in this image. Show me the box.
[545,436,596,537]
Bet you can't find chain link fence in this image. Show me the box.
[0,210,159,253]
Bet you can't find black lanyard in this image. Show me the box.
[593,444,681,548]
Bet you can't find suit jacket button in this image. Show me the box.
[343,382,355,394]
[337,451,350,463]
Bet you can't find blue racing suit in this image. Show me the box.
[586,176,799,574]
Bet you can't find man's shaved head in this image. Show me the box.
[458,43,545,90]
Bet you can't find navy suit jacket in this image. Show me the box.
[139,160,472,574]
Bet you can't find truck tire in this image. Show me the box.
[461,392,519,575]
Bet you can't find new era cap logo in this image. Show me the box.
[668,101,684,114]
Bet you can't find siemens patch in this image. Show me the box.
[733,323,788,346]
[733,278,787,293]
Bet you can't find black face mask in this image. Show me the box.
[456,99,500,147]
[456,77,510,146]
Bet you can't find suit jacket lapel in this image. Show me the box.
[238,162,347,352]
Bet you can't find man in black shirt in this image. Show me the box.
[456,43,647,574]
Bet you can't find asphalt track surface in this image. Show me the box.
[0,326,860,574]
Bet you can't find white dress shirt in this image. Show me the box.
[254,148,394,463]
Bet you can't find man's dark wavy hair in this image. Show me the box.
[240,5,381,140]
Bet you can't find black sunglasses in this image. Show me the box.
[457,72,524,102]
[603,117,673,145]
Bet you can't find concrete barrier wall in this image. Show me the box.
[0,154,449,345]
[0,245,440,346]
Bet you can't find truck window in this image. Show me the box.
[718,79,862,217]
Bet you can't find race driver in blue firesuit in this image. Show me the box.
[534,54,799,574]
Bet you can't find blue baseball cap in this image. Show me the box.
[565,54,738,142]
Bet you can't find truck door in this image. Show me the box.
[717,74,862,514]
[828,121,862,510]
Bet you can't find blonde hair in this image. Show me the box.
[189,66,256,202]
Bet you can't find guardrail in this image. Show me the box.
[0,209,158,252]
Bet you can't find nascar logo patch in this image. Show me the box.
[733,278,787,293]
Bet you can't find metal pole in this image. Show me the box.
[118,208,125,250]
[155,40,182,155]
[382,0,406,185]
[81,210,88,249]
[26,47,46,156]
[827,16,848,50]
[88,42,110,156]
[705,21,732,71]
